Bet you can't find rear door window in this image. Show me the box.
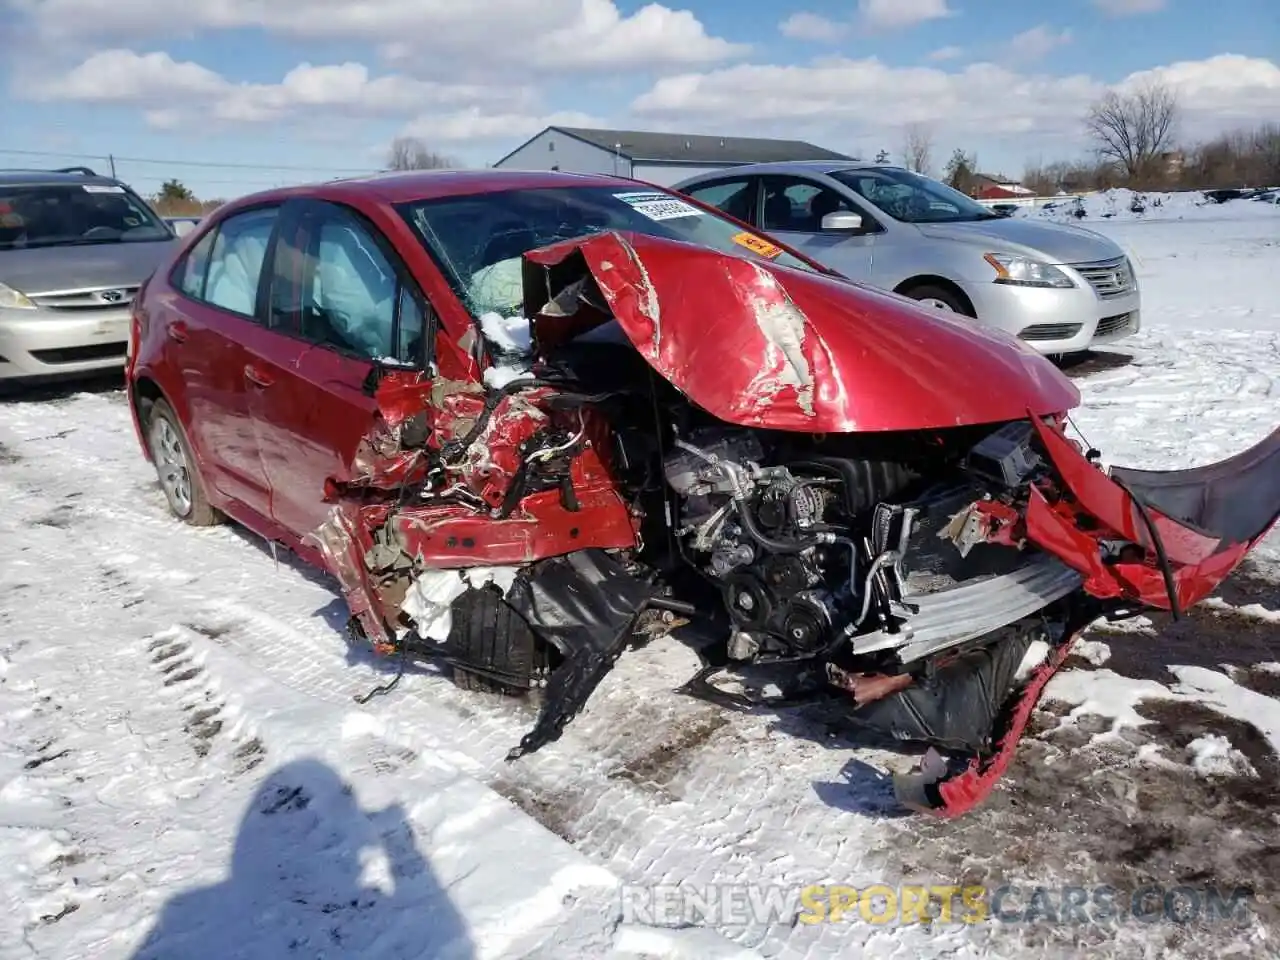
[175,228,217,300]
[202,207,279,317]
[681,178,758,225]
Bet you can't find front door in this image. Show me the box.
[244,198,435,541]
[757,175,878,282]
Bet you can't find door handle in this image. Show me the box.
[167,321,189,343]
[243,364,274,388]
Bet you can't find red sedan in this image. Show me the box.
[125,169,1279,817]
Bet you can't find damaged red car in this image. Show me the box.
[125,170,1280,816]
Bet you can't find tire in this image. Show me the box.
[143,398,220,527]
[902,284,973,317]
[447,585,547,696]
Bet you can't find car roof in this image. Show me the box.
[0,168,131,189]
[677,160,909,181]
[222,168,649,210]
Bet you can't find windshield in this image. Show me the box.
[0,183,172,250]
[828,168,1000,224]
[396,185,818,318]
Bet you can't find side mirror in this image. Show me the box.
[821,211,863,232]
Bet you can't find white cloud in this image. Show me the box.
[928,46,965,62]
[401,109,604,144]
[1091,0,1167,15]
[630,54,1280,162]
[31,50,541,138]
[857,0,955,31]
[8,0,746,75]
[1122,54,1280,130]
[779,12,846,42]
[1007,26,1073,62]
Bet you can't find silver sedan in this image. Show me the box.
[675,161,1140,355]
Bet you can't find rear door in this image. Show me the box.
[244,198,435,540]
[164,205,280,517]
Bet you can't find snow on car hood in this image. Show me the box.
[522,231,1081,433]
[915,217,1124,264]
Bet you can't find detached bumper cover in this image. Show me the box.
[1027,417,1280,611]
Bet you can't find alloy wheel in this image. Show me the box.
[149,415,193,517]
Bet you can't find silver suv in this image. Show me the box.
[675,162,1141,355]
[0,167,177,384]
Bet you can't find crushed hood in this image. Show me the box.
[522,231,1080,433]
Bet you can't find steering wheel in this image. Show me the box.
[82,226,119,239]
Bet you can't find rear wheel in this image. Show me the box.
[447,585,551,695]
[144,398,220,527]
[902,284,972,316]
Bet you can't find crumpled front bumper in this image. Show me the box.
[1025,416,1280,614]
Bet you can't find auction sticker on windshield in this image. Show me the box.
[614,191,703,221]
[82,185,125,193]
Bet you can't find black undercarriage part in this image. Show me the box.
[847,619,1048,754]
[503,549,694,760]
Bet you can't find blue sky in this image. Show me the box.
[2,0,1277,199]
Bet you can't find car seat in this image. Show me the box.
[763,192,793,230]
[807,190,840,230]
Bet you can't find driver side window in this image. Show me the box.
[760,177,867,233]
[266,203,431,365]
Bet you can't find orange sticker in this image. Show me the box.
[732,232,783,259]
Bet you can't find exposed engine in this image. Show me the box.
[663,428,891,664]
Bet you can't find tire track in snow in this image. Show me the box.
[0,457,683,960]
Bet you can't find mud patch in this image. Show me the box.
[1091,603,1280,685]
[1137,699,1279,797]
[608,711,730,795]
[488,776,587,843]
[1229,666,1280,699]
[900,699,1280,954]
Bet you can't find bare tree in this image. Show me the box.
[1084,79,1179,182]
[386,135,456,171]
[902,123,934,175]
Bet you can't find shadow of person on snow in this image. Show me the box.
[130,758,474,960]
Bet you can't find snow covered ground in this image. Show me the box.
[1,204,1277,960]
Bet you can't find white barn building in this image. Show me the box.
[492,126,855,187]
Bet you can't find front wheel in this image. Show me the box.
[447,585,553,695]
[902,284,972,316]
[144,398,220,526]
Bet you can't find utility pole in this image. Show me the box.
[109,154,117,177]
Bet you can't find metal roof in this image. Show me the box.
[498,126,856,166]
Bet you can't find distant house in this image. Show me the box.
[971,173,1035,199]
[492,126,856,187]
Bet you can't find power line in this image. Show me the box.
[0,146,376,175]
